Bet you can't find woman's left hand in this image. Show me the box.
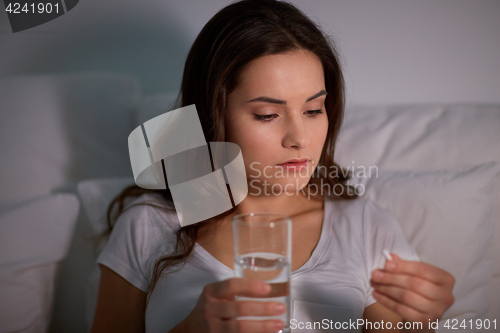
[370,253,455,327]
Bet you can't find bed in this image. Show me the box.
[0,72,498,332]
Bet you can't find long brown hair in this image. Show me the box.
[105,0,356,306]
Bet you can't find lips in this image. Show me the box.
[277,158,309,172]
[278,158,309,165]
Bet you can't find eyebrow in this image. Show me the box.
[245,90,327,105]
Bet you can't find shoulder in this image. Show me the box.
[325,196,396,225]
[97,193,180,292]
[117,192,180,232]
[110,193,180,250]
[324,196,404,239]
[325,196,419,262]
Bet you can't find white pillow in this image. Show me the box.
[76,177,135,330]
[0,73,140,203]
[0,193,80,333]
[78,177,136,236]
[358,162,499,328]
[337,105,500,170]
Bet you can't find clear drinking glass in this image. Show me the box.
[232,213,292,333]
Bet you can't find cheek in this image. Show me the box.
[238,126,277,162]
[230,124,281,178]
[310,117,329,149]
[319,121,329,145]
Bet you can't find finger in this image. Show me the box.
[371,269,450,302]
[370,281,443,314]
[207,278,271,300]
[219,318,284,333]
[210,300,286,318]
[390,253,402,260]
[372,289,435,324]
[385,253,455,286]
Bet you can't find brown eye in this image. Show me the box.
[254,114,278,122]
[305,109,323,117]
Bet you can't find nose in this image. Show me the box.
[281,112,310,149]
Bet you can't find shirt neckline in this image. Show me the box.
[193,195,330,277]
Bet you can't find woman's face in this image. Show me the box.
[225,49,329,196]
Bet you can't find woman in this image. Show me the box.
[91,0,455,332]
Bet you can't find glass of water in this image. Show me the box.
[232,212,292,333]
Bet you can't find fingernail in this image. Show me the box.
[275,303,285,312]
[261,282,271,293]
[386,262,396,270]
[273,321,284,330]
[374,270,384,280]
[383,250,393,261]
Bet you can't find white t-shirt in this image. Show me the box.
[96,193,419,332]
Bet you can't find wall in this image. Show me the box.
[1,0,499,106]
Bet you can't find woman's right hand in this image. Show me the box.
[172,277,286,333]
